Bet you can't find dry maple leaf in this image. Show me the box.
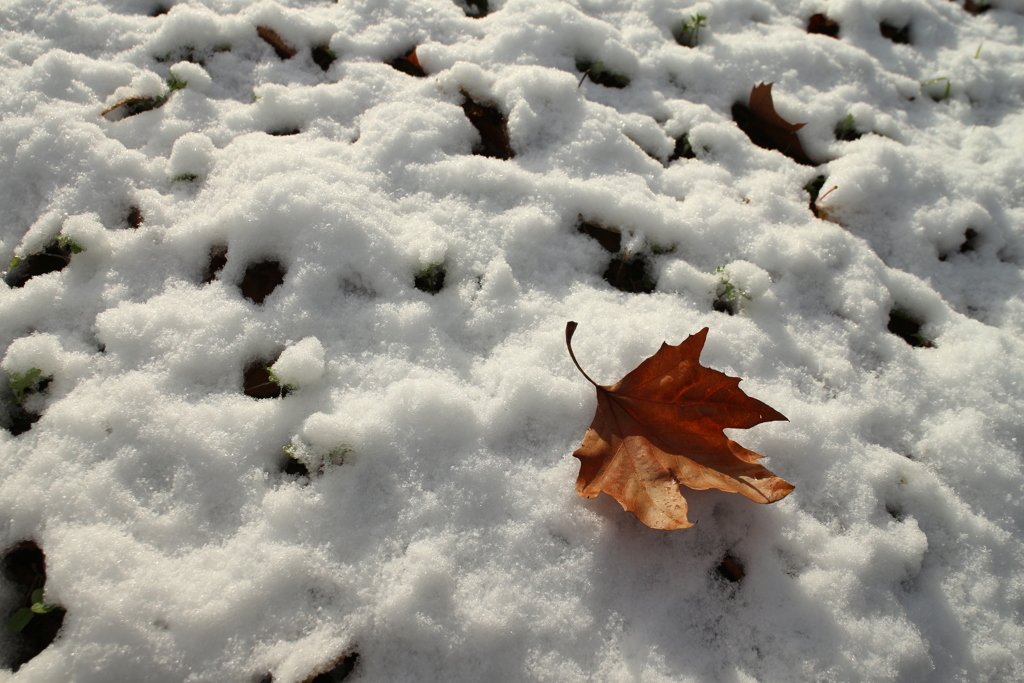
[566,322,793,530]
[732,82,814,166]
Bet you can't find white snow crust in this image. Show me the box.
[1,0,1023,681]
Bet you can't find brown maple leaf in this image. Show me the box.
[732,82,815,166]
[566,322,793,530]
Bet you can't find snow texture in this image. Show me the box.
[1,0,1023,680]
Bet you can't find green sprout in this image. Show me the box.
[56,235,84,254]
[414,262,446,294]
[8,589,62,632]
[327,444,353,466]
[7,368,45,405]
[974,40,983,59]
[166,72,188,93]
[921,77,951,101]
[9,256,21,269]
[172,173,199,182]
[676,13,708,48]
[265,365,295,391]
[834,114,861,141]
[284,441,354,473]
[714,266,751,314]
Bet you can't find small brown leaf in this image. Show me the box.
[566,322,793,530]
[462,93,513,159]
[733,83,814,166]
[388,48,426,77]
[807,14,839,38]
[578,220,622,253]
[258,26,297,60]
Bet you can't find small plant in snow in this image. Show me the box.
[7,368,46,405]
[676,13,708,47]
[284,439,354,475]
[713,266,751,315]
[56,235,84,254]
[8,589,62,632]
[834,114,861,141]
[921,77,951,101]
[414,262,446,294]
[265,365,295,392]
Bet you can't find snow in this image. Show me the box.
[1,0,1023,680]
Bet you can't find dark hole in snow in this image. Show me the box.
[240,260,286,304]
[886,503,905,521]
[578,221,622,253]
[807,14,839,38]
[243,361,287,399]
[713,298,737,316]
[281,454,310,478]
[414,264,446,294]
[126,206,144,229]
[960,228,980,253]
[257,26,297,60]
[667,134,696,162]
[575,59,630,89]
[716,554,745,582]
[0,542,65,671]
[604,254,656,294]
[309,652,360,682]
[204,245,228,283]
[150,5,168,16]
[267,128,301,136]
[260,652,359,683]
[4,373,50,436]
[457,0,488,17]
[888,310,935,348]
[312,46,335,71]
[880,22,911,44]
[461,94,513,159]
[388,49,426,77]
[959,0,992,15]
[4,239,78,289]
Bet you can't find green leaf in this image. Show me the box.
[834,114,860,141]
[8,608,33,632]
[677,13,707,47]
[30,589,43,604]
[715,266,751,303]
[8,368,44,404]
[57,235,85,254]
[9,256,21,269]
[31,602,56,614]
[172,173,199,182]
[166,73,188,92]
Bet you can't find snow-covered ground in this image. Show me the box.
[1,0,1023,680]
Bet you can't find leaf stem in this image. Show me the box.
[565,321,601,386]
